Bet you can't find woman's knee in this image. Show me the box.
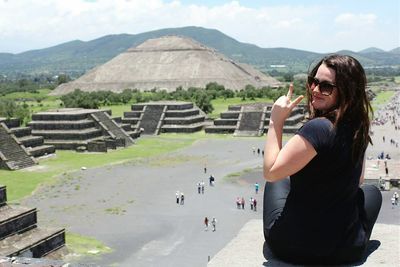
[361,184,383,208]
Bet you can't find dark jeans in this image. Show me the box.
[263,178,382,264]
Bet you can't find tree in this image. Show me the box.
[192,91,213,114]
[57,74,70,85]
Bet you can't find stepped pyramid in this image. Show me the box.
[0,185,65,258]
[28,108,137,151]
[51,35,281,95]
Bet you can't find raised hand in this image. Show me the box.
[270,84,304,125]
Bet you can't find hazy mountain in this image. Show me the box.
[0,26,399,77]
[358,47,386,54]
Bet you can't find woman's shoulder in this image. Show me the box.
[302,117,334,132]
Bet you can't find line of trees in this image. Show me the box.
[60,82,306,114]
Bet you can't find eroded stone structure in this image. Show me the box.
[28,108,138,151]
[0,117,53,170]
[0,185,65,258]
[205,103,305,136]
[121,101,206,135]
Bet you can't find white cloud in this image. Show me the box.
[334,13,377,27]
[0,0,397,53]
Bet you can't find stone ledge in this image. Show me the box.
[208,220,400,267]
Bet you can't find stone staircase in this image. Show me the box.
[4,121,56,158]
[0,123,36,170]
[137,105,166,135]
[91,111,134,146]
[234,106,265,137]
[0,185,65,258]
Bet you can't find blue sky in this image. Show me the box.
[0,0,398,54]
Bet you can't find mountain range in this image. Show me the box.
[0,26,399,77]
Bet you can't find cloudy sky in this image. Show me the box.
[0,0,399,54]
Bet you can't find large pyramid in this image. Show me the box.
[51,35,281,95]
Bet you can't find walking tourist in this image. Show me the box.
[255,182,259,194]
[197,182,201,194]
[175,191,180,204]
[211,217,217,232]
[263,55,382,265]
[204,217,209,231]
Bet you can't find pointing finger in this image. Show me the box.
[287,83,293,99]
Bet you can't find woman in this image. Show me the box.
[263,54,382,265]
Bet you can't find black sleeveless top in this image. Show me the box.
[269,118,367,264]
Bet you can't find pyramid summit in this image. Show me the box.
[51,35,281,95]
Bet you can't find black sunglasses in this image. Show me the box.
[307,76,336,96]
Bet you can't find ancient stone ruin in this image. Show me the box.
[51,35,281,95]
[28,108,138,151]
[205,103,305,136]
[120,101,206,135]
[0,118,57,170]
[0,185,65,258]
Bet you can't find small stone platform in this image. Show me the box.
[205,103,305,136]
[122,101,206,135]
[29,108,135,151]
[0,185,65,259]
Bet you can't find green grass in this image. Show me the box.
[66,232,112,258]
[2,88,55,100]
[101,104,132,117]
[0,136,195,201]
[371,90,396,112]
[224,168,253,183]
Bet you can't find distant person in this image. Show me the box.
[197,182,201,194]
[180,193,185,205]
[201,181,205,194]
[241,197,245,209]
[250,197,254,210]
[236,197,241,209]
[175,191,180,204]
[211,217,217,232]
[204,217,209,231]
[253,198,257,211]
[263,55,382,265]
[255,182,260,194]
[209,175,215,186]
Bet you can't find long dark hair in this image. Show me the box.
[307,54,372,164]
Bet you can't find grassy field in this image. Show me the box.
[371,90,396,113]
